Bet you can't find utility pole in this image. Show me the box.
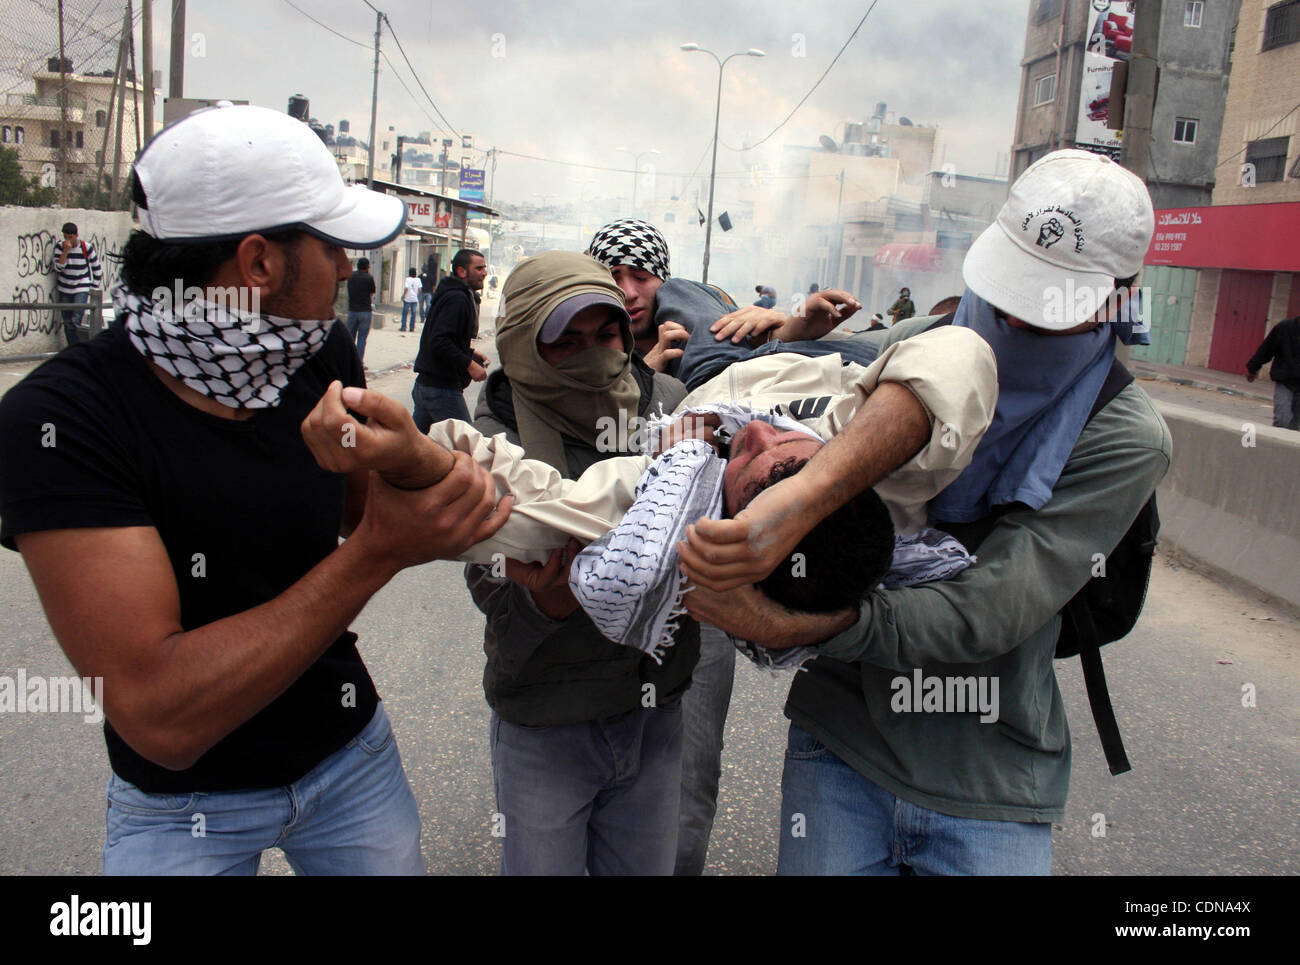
[128,8,142,155]
[94,0,130,209]
[57,0,69,202]
[1120,0,1161,183]
[366,9,381,188]
[109,0,133,208]
[141,0,153,139]
[169,0,185,98]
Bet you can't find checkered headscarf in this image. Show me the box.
[586,219,671,281]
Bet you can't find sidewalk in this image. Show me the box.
[1129,358,1272,403]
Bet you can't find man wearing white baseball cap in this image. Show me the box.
[0,103,512,875]
[683,150,1173,875]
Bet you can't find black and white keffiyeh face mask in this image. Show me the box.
[117,284,332,409]
[586,219,671,280]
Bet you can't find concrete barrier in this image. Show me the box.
[1154,400,1300,611]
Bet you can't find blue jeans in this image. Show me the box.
[61,290,89,346]
[1273,382,1299,430]
[346,311,372,362]
[102,702,423,875]
[419,291,432,318]
[674,624,735,875]
[412,381,471,434]
[676,315,886,391]
[777,723,1051,875]
[489,703,683,875]
[400,301,419,331]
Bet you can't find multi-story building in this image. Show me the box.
[0,59,152,198]
[1010,0,1239,207]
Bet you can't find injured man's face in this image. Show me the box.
[722,419,824,516]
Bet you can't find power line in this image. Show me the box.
[723,0,882,152]
[280,0,369,48]
[380,11,460,140]
[1212,99,1300,173]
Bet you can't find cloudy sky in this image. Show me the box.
[13,0,1031,209]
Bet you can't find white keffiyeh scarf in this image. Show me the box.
[118,284,333,409]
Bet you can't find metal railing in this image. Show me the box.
[0,292,107,362]
[4,92,89,111]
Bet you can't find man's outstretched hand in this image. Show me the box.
[302,381,453,489]
[677,473,816,591]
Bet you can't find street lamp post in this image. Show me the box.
[615,146,660,216]
[681,42,764,285]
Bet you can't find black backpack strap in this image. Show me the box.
[1090,358,1135,420]
[1066,590,1133,776]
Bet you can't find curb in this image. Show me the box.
[1132,367,1269,403]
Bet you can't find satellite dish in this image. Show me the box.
[899,117,914,126]
[818,134,838,152]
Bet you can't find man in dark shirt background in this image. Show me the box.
[1246,315,1300,430]
[346,257,378,363]
[412,248,488,431]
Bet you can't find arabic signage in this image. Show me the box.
[1144,203,1300,272]
[1075,1,1135,160]
[459,168,485,202]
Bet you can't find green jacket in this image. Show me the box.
[785,316,1173,822]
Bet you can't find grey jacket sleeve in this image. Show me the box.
[816,385,1172,670]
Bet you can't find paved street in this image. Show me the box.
[1,316,1296,874]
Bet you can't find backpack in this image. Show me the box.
[923,312,1158,775]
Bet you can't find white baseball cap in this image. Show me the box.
[132,102,406,248]
[962,149,1154,330]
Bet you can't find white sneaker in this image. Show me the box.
[569,439,725,663]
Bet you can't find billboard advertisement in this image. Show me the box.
[1075,1,1135,160]
[459,168,486,202]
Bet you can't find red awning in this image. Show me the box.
[1145,202,1300,272]
[873,243,944,272]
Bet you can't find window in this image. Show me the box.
[74,130,83,148]
[1173,117,1198,144]
[1033,73,1056,107]
[1264,0,1300,50]
[1,126,9,143]
[14,126,23,143]
[50,128,59,147]
[95,110,106,127]
[1246,136,1290,182]
[1184,1,1203,27]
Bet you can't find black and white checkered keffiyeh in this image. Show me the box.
[117,284,332,409]
[586,219,671,281]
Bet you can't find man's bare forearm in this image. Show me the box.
[794,381,930,518]
[380,436,455,489]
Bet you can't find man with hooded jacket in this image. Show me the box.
[465,251,690,875]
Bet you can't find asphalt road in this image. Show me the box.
[0,361,1296,876]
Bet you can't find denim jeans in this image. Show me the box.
[102,702,423,875]
[400,301,420,331]
[61,290,90,346]
[346,311,372,362]
[419,291,432,318]
[676,315,886,391]
[412,381,471,434]
[1273,382,1299,430]
[674,624,735,875]
[777,723,1051,875]
[489,702,683,875]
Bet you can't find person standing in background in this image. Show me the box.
[52,221,104,346]
[401,268,422,333]
[346,257,376,362]
[1246,315,1300,430]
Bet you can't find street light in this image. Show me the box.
[681,42,764,284]
[615,146,660,215]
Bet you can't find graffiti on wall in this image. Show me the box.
[2,227,127,344]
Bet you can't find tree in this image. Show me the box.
[0,146,58,207]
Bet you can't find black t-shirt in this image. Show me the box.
[0,320,379,792]
[346,270,376,312]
